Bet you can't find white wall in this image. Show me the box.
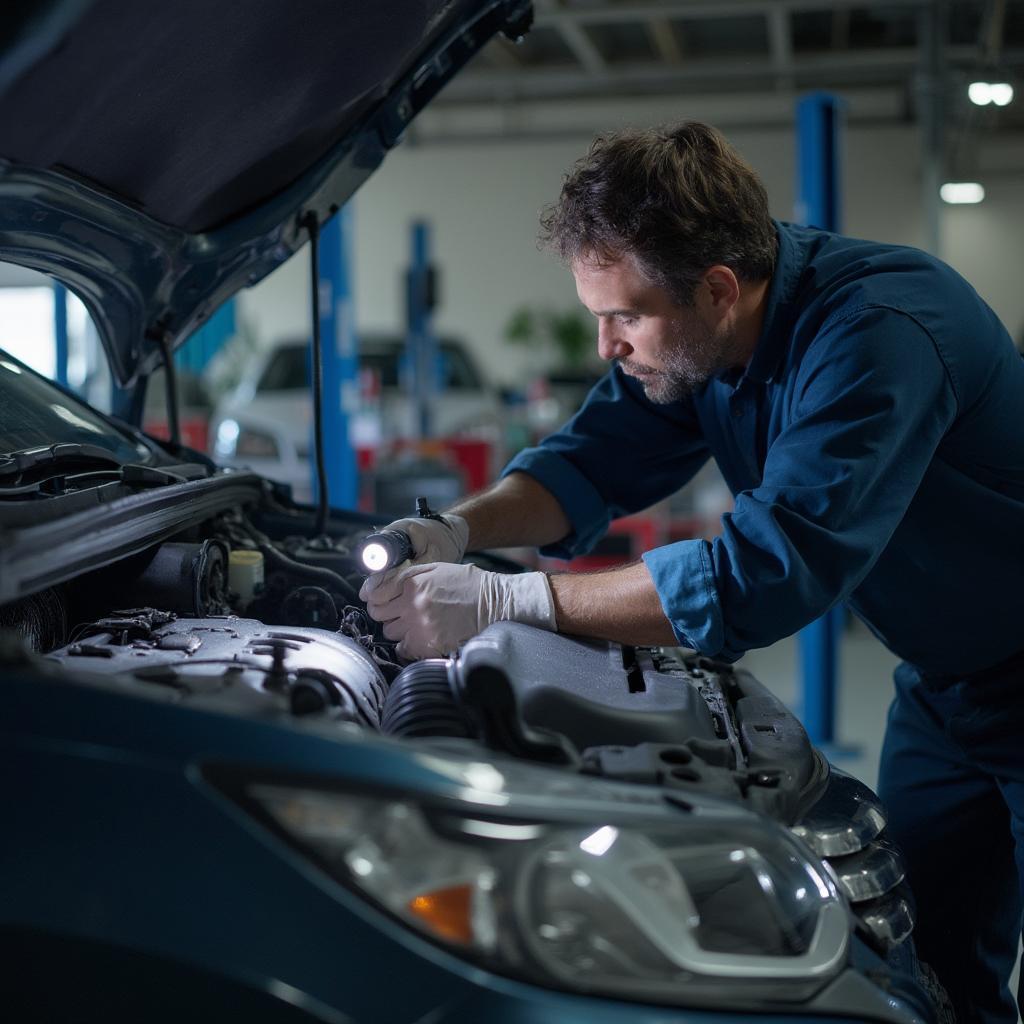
[236,118,1024,387]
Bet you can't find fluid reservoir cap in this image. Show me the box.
[229,549,265,607]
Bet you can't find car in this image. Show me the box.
[0,2,951,1022]
[210,334,500,503]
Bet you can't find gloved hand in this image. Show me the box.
[376,512,470,567]
[362,561,556,660]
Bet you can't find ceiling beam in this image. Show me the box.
[648,19,685,65]
[537,0,607,74]
[768,8,793,69]
[441,45,1004,103]
[767,7,794,90]
[983,0,1008,65]
[555,20,606,74]
[410,86,910,145]
[483,38,524,69]
[534,0,931,28]
[831,8,852,50]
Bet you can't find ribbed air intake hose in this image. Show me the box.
[381,659,473,738]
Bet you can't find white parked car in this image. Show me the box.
[210,334,500,501]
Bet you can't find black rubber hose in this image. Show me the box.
[382,660,473,738]
[159,335,180,446]
[256,542,361,606]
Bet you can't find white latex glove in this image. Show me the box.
[363,561,556,660]
[376,513,469,567]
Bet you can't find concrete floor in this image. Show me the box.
[740,621,1022,1019]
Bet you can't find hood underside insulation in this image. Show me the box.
[0,0,467,232]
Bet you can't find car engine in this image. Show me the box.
[2,498,921,978]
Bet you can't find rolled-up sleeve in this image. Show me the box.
[648,306,958,659]
[502,368,710,560]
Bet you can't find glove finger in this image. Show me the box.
[359,566,406,603]
[359,572,387,603]
[364,600,397,625]
[382,618,407,642]
[358,575,379,602]
[364,564,433,622]
[396,633,443,661]
[394,637,419,664]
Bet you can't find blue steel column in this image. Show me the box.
[53,281,68,387]
[406,220,438,440]
[313,206,358,507]
[178,299,236,375]
[795,93,848,747]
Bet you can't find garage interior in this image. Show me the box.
[2,0,1023,1019]
[6,0,1020,785]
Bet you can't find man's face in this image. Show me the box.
[572,254,738,403]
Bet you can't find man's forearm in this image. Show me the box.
[446,474,678,646]
[448,471,572,551]
[547,561,678,646]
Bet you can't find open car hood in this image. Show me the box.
[0,0,531,386]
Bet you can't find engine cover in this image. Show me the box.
[444,622,825,824]
[455,622,726,750]
[46,611,387,728]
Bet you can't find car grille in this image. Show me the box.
[792,768,914,953]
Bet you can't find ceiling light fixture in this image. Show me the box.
[968,81,1014,106]
[940,182,985,204]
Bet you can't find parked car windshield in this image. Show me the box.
[0,349,151,462]
[257,339,483,393]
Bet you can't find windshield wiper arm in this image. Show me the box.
[0,443,127,477]
[0,444,190,496]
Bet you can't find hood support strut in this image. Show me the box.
[304,211,329,538]
[158,335,180,447]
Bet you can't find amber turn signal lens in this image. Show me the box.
[408,884,474,945]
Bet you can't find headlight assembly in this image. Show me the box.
[237,781,849,1010]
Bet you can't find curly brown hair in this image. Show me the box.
[539,122,777,305]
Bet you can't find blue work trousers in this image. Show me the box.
[878,660,1024,1023]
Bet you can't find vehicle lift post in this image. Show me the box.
[406,220,440,440]
[177,300,237,377]
[314,206,359,508]
[795,93,855,753]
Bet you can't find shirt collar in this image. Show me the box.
[741,220,807,385]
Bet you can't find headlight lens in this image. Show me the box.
[245,784,848,1008]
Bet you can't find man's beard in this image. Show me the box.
[618,315,736,404]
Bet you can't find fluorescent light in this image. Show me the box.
[990,83,1014,106]
[968,81,1014,106]
[940,182,985,205]
[969,81,992,105]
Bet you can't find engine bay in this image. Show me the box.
[7,499,825,822]
[0,491,921,967]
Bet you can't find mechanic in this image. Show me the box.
[361,121,1024,1023]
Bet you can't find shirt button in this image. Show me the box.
[731,405,743,418]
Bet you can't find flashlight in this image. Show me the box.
[356,497,442,574]
[357,529,414,573]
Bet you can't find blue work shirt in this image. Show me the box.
[503,221,1024,676]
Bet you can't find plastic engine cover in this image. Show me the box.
[456,621,722,749]
[46,614,387,728]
